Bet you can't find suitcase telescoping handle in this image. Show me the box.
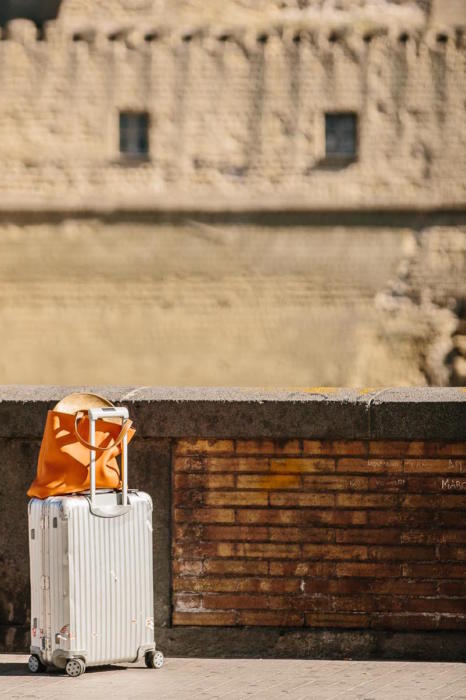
[88,406,130,515]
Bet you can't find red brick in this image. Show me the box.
[404,459,465,474]
[327,596,377,613]
[273,440,301,455]
[173,593,202,611]
[174,523,204,541]
[401,597,466,614]
[173,541,236,558]
[173,611,236,626]
[402,494,466,509]
[368,546,435,561]
[203,560,269,575]
[438,511,466,527]
[304,577,436,596]
[302,475,368,491]
[368,476,407,492]
[236,508,366,526]
[405,476,466,492]
[237,611,304,626]
[402,563,466,578]
[302,578,337,594]
[305,613,370,628]
[270,458,335,473]
[318,511,368,526]
[270,493,335,507]
[336,493,398,508]
[368,579,438,595]
[203,525,268,541]
[368,510,435,527]
[437,545,466,561]
[202,457,270,472]
[270,562,336,577]
[203,594,268,610]
[438,580,466,596]
[175,473,235,489]
[174,456,205,472]
[176,440,235,455]
[174,507,236,524]
[269,527,334,543]
[303,440,367,456]
[336,562,401,577]
[299,596,333,612]
[370,441,466,459]
[179,456,264,474]
[237,474,302,490]
[401,530,466,545]
[437,476,466,491]
[235,440,275,454]
[235,543,301,559]
[302,544,367,560]
[172,560,203,576]
[369,442,411,456]
[337,458,402,473]
[174,490,204,507]
[173,577,301,594]
[205,491,268,507]
[336,529,401,545]
[428,444,465,457]
[257,579,303,594]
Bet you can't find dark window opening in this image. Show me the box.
[119,112,149,157]
[325,113,357,161]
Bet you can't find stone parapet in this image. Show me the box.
[0,386,464,659]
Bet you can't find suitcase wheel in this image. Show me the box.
[65,658,86,677]
[28,655,46,674]
[145,650,164,669]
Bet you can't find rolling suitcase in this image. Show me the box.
[27,405,164,677]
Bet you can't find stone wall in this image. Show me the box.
[0,8,464,211]
[0,0,464,387]
[0,386,464,659]
[0,214,464,386]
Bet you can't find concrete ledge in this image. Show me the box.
[0,386,464,441]
[155,627,466,662]
[2,625,464,662]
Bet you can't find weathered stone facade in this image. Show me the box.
[0,0,464,385]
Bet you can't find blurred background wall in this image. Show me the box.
[0,0,464,386]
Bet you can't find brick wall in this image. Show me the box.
[173,438,466,631]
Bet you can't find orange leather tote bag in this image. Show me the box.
[27,393,135,499]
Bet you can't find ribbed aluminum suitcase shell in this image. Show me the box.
[28,490,156,669]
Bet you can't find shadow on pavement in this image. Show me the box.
[0,660,129,677]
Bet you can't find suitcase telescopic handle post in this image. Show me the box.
[88,406,129,509]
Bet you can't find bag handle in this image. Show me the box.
[73,412,133,453]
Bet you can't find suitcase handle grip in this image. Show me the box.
[82,406,130,511]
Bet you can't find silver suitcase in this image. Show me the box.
[27,405,164,677]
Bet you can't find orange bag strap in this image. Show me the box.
[74,412,133,453]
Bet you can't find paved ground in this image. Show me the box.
[0,655,465,699]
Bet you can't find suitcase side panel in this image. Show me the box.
[47,498,71,664]
[66,492,154,665]
[28,499,44,654]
